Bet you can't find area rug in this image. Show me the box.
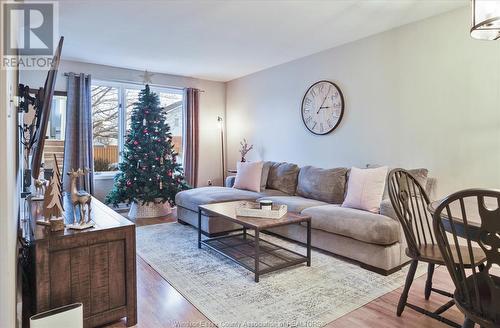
[136,223,425,327]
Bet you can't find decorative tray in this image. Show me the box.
[235,201,287,219]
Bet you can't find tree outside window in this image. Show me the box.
[91,82,185,173]
[92,86,119,172]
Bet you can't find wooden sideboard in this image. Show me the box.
[20,196,137,327]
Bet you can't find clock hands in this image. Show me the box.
[317,102,332,113]
[316,86,332,114]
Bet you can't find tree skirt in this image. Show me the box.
[136,223,425,327]
[128,200,171,219]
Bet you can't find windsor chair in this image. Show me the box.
[432,189,499,328]
[387,169,486,327]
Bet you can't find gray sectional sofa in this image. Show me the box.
[175,161,436,275]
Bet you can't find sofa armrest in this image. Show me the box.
[225,176,236,188]
[380,198,409,252]
[426,177,437,201]
[380,198,398,221]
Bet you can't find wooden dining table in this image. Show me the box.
[428,197,497,241]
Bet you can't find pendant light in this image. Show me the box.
[471,0,500,40]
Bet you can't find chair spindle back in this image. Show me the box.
[387,169,435,258]
[432,189,500,325]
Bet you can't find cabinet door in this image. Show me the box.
[70,247,91,316]
[48,239,126,318]
[108,240,126,309]
[89,240,126,315]
[49,250,72,307]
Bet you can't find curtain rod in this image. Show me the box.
[63,72,205,92]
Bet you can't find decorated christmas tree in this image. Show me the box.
[106,85,189,207]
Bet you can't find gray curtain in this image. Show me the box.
[183,88,200,187]
[62,73,94,194]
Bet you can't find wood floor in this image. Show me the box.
[105,209,471,328]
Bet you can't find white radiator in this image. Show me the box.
[30,303,83,328]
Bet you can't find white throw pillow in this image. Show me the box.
[342,166,388,213]
[233,161,263,193]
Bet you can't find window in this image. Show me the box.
[91,80,184,174]
[92,85,120,172]
[158,91,184,161]
[47,95,67,140]
[125,88,140,129]
[45,95,67,171]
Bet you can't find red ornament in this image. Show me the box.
[133,140,139,145]
[126,180,132,186]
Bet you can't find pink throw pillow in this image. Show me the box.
[342,166,388,213]
[233,161,263,193]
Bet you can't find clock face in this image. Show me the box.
[301,80,344,135]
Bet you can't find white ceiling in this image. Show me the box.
[59,0,467,82]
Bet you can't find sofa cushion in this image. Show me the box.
[257,196,328,213]
[302,205,400,245]
[260,161,273,191]
[379,198,397,221]
[175,187,259,212]
[234,161,263,192]
[296,166,348,204]
[342,166,387,213]
[258,189,289,197]
[267,162,300,195]
[366,164,428,199]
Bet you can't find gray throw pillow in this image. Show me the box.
[296,166,348,204]
[260,161,273,191]
[266,162,300,195]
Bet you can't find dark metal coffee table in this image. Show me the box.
[198,201,311,282]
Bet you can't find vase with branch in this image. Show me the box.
[239,138,253,162]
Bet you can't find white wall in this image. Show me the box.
[0,5,20,326]
[0,49,20,328]
[226,7,500,197]
[21,60,227,187]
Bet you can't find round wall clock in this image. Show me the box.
[301,80,344,135]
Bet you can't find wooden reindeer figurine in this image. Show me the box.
[34,179,47,198]
[67,168,93,229]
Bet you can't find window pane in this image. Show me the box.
[125,88,140,130]
[159,92,184,164]
[47,95,66,140]
[92,85,119,172]
[44,95,66,172]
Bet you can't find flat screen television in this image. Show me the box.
[30,37,64,180]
